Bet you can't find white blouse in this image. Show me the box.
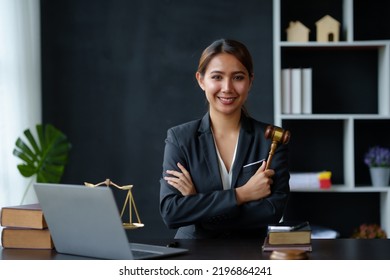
[213,134,239,190]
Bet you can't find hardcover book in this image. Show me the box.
[1,228,54,249]
[267,221,311,245]
[0,203,47,229]
[262,236,312,252]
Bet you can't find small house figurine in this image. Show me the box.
[286,21,310,42]
[315,15,340,42]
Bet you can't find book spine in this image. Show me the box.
[1,228,53,249]
[301,68,312,114]
[281,68,291,114]
[0,207,47,229]
[291,68,302,114]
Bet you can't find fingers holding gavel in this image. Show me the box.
[264,125,290,170]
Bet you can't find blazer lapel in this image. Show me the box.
[198,113,222,190]
[231,114,253,188]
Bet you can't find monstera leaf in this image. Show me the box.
[13,124,71,202]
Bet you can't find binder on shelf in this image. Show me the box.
[281,68,291,114]
[291,68,302,114]
[280,68,313,115]
[301,68,312,114]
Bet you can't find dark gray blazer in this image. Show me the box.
[159,112,290,239]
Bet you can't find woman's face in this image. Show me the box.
[196,53,253,117]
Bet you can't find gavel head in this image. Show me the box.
[265,125,290,145]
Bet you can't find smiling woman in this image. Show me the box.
[159,39,290,239]
[196,39,254,119]
[196,53,252,119]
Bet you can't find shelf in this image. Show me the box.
[279,41,390,48]
[274,0,390,237]
[281,49,383,115]
[354,119,390,186]
[280,114,390,120]
[292,186,390,193]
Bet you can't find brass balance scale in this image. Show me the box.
[84,179,144,229]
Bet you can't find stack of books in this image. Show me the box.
[1,203,54,249]
[262,221,312,252]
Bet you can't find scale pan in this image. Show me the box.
[123,222,144,229]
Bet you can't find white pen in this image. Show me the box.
[243,159,265,168]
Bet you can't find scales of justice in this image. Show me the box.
[84,178,144,230]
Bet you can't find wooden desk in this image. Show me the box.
[1,238,390,260]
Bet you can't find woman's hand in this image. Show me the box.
[235,161,274,205]
[164,162,197,196]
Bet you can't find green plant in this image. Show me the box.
[13,124,71,203]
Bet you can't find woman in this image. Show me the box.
[159,39,290,239]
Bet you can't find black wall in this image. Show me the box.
[40,0,274,238]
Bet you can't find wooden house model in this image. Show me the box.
[315,15,340,42]
[286,21,310,42]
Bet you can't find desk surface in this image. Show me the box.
[1,238,390,260]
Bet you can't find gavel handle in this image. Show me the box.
[266,141,278,170]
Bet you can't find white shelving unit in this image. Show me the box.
[273,0,390,235]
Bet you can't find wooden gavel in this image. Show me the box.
[264,125,290,169]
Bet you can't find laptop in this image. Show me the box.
[33,183,188,260]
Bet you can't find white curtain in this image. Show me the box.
[0,0,41,212]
